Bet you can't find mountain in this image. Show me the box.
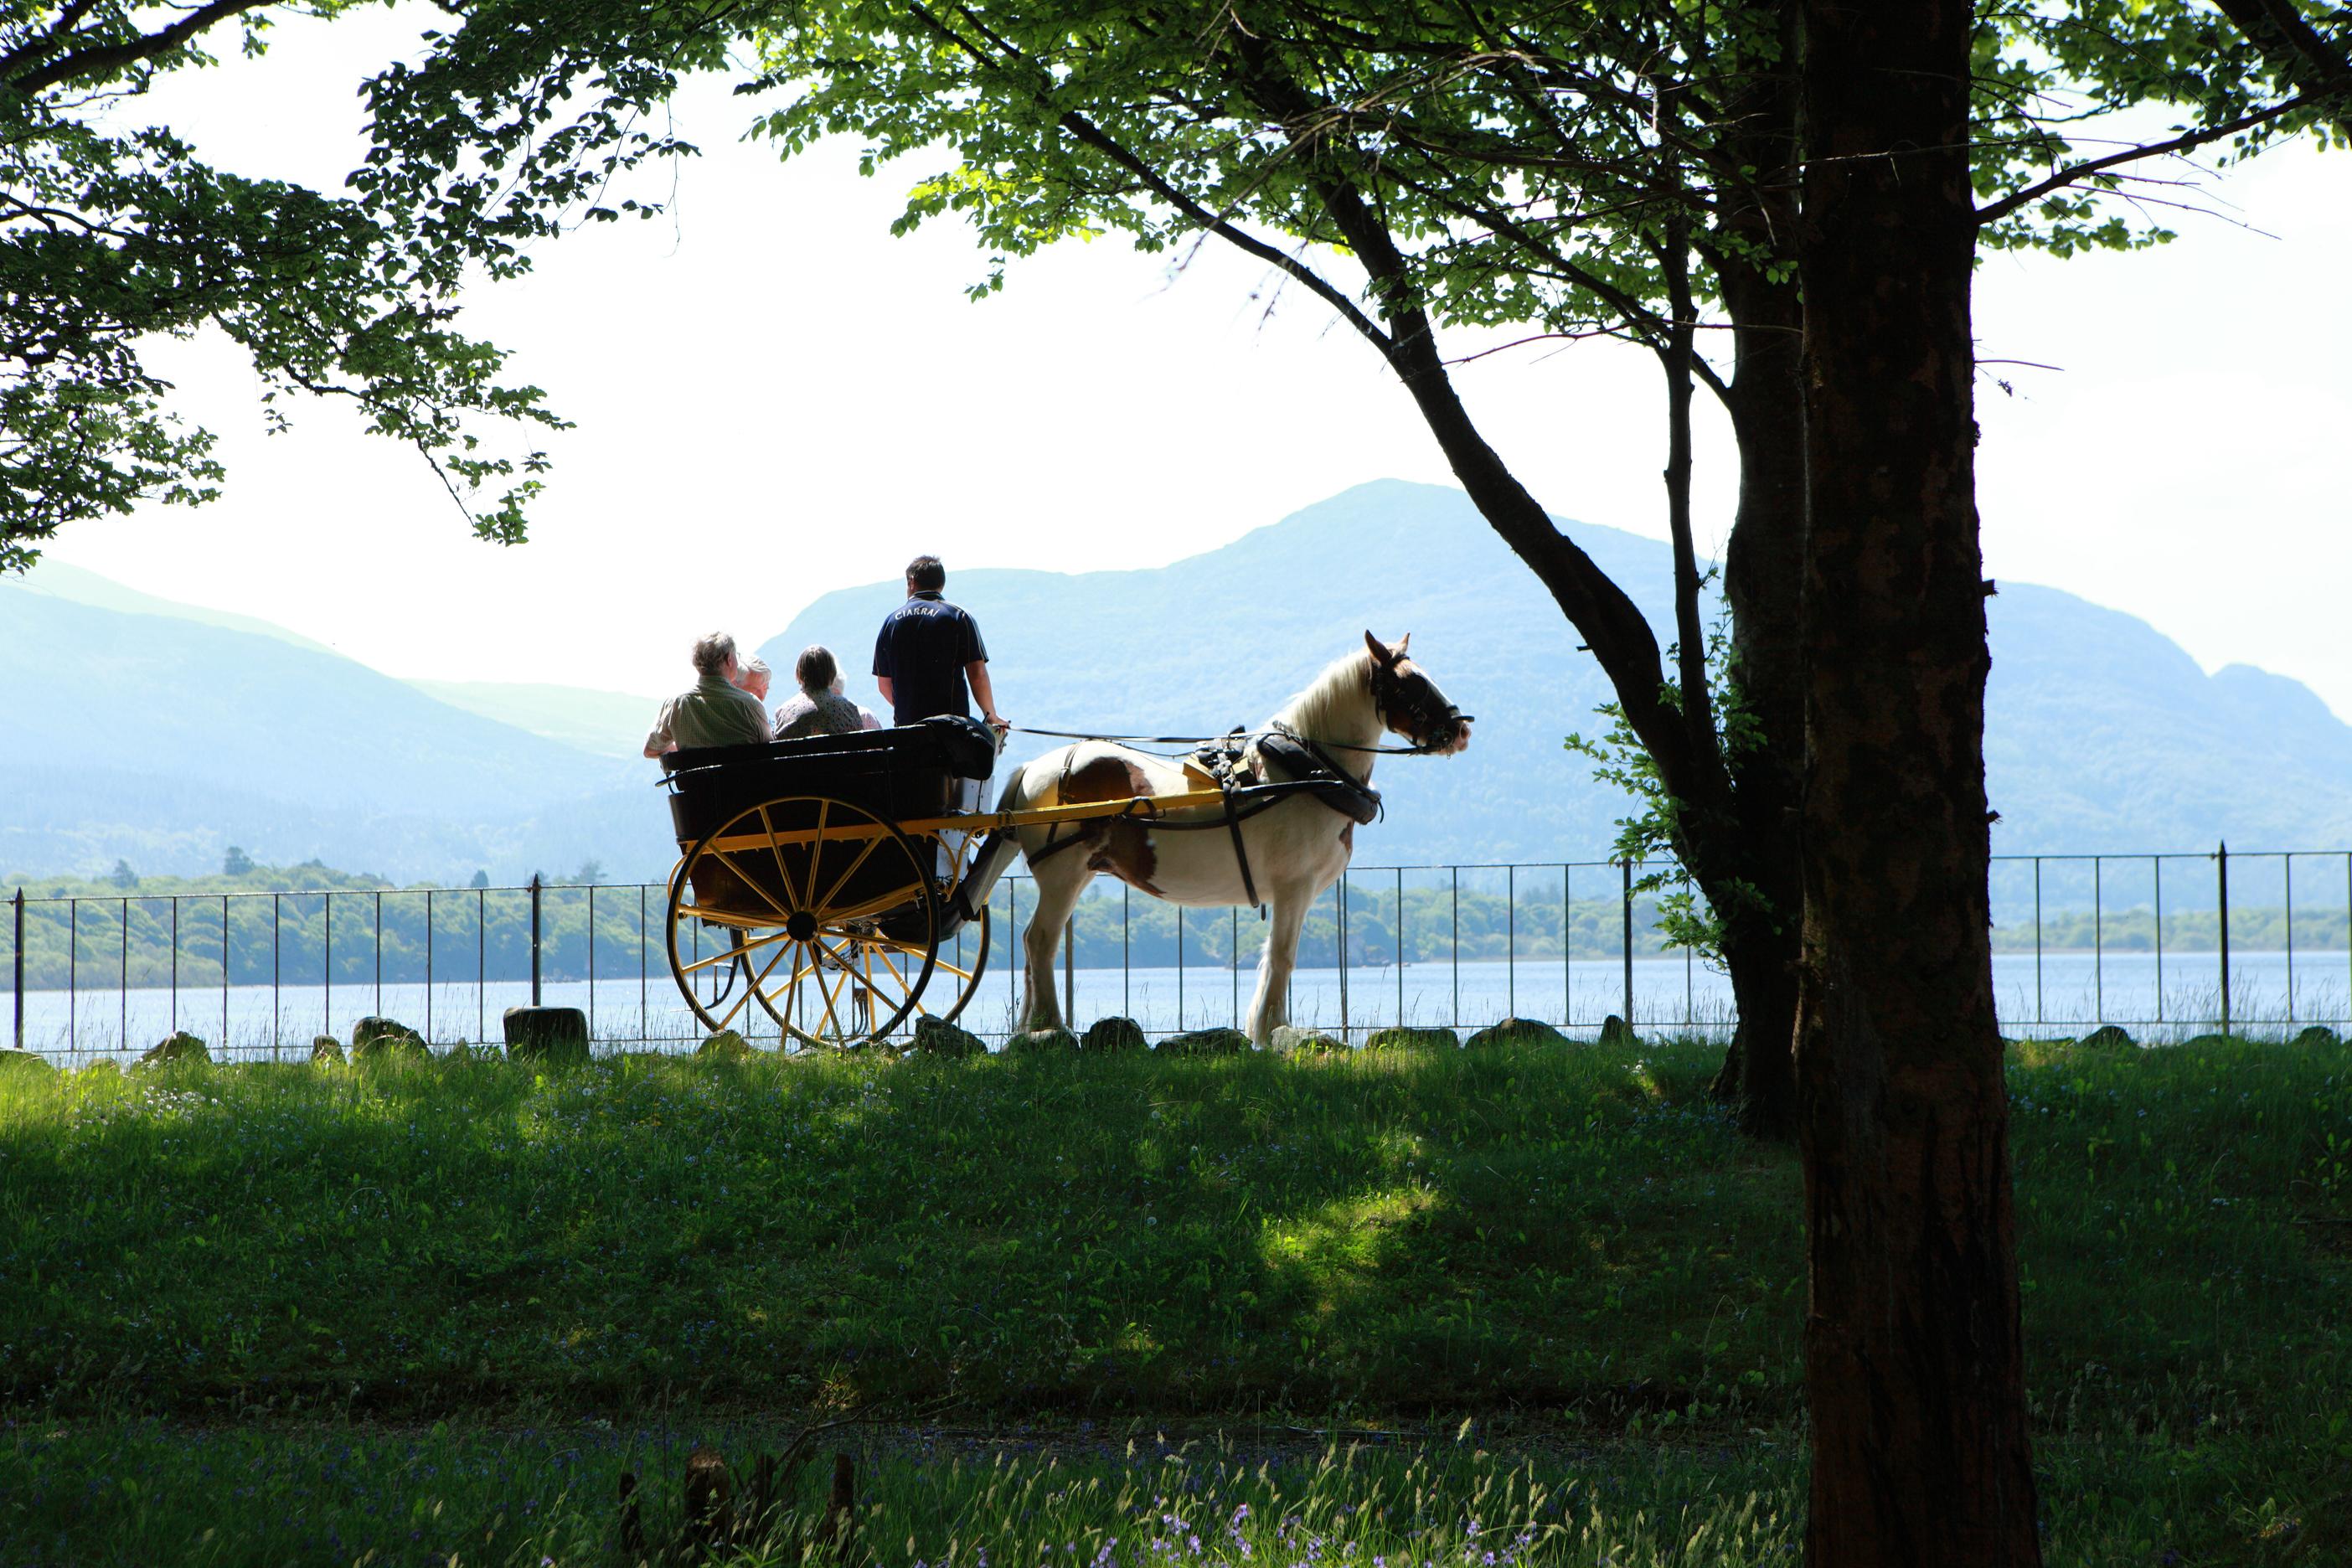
[7,481,2348,883]
[761,480,2352,863]
[405,680,663,760]
[1,571,680,883]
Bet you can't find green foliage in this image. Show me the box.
[0,2,565,571]
[1564,617,1770,964]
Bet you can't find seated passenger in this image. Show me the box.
[771,645,868,740]
[832,674,883,731]
[643,632,773,756]
[735,656,773,706]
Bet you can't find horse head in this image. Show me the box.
[1364,631,1473,754]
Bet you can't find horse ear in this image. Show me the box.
[1395,632,1411,656]
[1364,630,1398,668]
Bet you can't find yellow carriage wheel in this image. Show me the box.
[664,794,939,1048]
[911,900,992,1029]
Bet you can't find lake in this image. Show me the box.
[9,948,2346,1063]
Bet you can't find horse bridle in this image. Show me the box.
[1368,658,1472,755]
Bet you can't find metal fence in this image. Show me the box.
[6,843,2348,1060]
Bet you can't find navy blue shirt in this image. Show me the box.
[872,591,988,726]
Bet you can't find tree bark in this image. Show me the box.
[1793,1,2040,1564]
[1707,346,1805,1136]
[1701,10,1808,1140]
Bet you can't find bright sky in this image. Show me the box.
[43,6,2352,719]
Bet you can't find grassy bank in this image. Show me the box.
[9,1413,2344,1566]
[1,1034,2347,1562]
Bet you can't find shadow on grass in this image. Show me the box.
[0,1039,1799,1422]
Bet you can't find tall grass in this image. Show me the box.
[0,1031,2347,1563]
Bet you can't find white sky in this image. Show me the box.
[42,7,2352,718]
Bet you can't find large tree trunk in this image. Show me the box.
[1793,2,2040,1565]
[1706,283,1806,1137]
[1704,30,1808,1140]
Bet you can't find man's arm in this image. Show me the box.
[966,659,1004,729]
[875,675,895,706]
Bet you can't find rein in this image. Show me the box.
[1007,725,1447,756]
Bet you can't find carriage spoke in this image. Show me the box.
[783,941,807,1036]
[811,937,856,1039]
[757,802,803,910]
[802,798,833,913]
[678,927,792,976]
[812,830,887,916]
[714,934,797,1032]
[709,844,797,924]
[816,965,851,1042]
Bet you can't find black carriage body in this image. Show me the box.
[661,718,995,921]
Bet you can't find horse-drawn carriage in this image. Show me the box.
[660,716,1228,1046]
[658,635,1470,1050]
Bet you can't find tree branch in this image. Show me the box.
[8,0,278,96]
[901,0,1395,349]
[1974,94,2314,226]
[2209,0,2352,133]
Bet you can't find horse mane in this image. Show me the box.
[1270,647,1375,738]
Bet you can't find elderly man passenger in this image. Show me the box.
[772,646,869,739]
[735,656,773,705]
[642,632,774,756]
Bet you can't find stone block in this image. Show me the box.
[1467,1017,1571,1050]
[911,1017,988,1058]
[352,1016,429,1060]
[1006,1027,1079,1055]
[311,1035,346,1065]
[1364,1025,1460,1051]
[504,1005,591,1067]
[697,1029,754,1060]
[1271,1025,1348,1055]
[1080,1017,1148,1054]
[138,1030,210,1067]
[1158,1027,1251,1056]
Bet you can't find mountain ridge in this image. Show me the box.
[7,480,2348,879]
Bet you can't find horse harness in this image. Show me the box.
[1027,725,1380,911]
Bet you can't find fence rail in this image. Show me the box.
[7,843,2349,1060]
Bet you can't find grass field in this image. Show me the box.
[1,1033,2347,1564]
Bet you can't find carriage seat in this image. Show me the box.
[658,714,996,780]
[660,715,998,861]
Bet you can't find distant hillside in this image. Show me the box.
[8,481,2349,883]
[405,680,663,760]
[764,480,2352,863]
[0,579,679,883]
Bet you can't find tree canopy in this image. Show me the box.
[0,0,567,572]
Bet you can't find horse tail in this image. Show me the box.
[950,761,1029,919]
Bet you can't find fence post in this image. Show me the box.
[1338,874,1350,1041]
[2215,841,2231,1036]
[1621,859,1634,1024]
[1063,916,1074,1025]
[530,874,544,1008]
[10,887,21,1052]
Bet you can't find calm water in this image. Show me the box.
[8,949,2345,1062]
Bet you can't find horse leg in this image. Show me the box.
[1018,860,1091,1034]
[1244,886,1312,1048]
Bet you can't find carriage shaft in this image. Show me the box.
[695,788,1232,857]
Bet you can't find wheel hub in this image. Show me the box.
[785,910,818,942]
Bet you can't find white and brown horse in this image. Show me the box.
[957,632,1470,1046]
